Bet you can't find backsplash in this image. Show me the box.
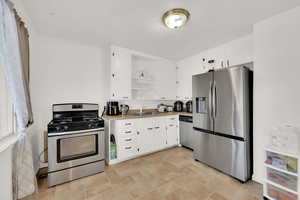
[118,100,175,110]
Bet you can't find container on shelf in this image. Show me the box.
[267,183,298,200]
[265,151,298,174]
[267,167,298,192]
[268,125,300,155]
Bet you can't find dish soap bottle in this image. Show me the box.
[110,134,117,160]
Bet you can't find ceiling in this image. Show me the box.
[22,0,300,60]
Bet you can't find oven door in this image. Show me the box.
[48,128,105,172]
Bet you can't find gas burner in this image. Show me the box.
[48,104,104,134]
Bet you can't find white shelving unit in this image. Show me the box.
[264,147,299,200]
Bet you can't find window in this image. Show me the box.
[0,61,14,140]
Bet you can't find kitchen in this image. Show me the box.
[1,1,300,200]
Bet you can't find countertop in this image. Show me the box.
[103,111,192,120]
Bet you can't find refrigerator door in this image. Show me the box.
[213,67,249,140]
[212,133,249,181]
[193,129,216,167]
[193,128,250,182]
[192,72,213,132]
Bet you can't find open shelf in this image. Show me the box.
[266,180,298,195]
[265,163,298,177]
[265,147,299,159]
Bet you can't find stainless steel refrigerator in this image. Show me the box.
[192,65,252,182]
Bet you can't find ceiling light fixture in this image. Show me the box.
[162,8,190,29]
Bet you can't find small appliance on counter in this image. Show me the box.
[106,101,120,115]
[186,100,193,113]
[157,104,167,112]
[174,101,183,112]
[120,104,129,115]
[166,105,173,112]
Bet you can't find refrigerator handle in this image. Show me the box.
[213,81,217,118]
[209,81,213,119]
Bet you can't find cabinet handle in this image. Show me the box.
[137,131,140,135]
[221,61,224,68]
[155,127,160,129]
[125,123,132,126]
[125,147,132,150]
[123,97,129,99]
[161,97,166,100]
[112,73,115,78]
[125,138,132,142]
[227,60,230,67]
[169,124,174,127]
[125,131,132,134]
[170,118,176,120]
[147,128,153,130]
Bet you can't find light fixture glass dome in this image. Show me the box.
[162,8,190,29]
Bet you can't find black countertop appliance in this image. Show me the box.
[174,101,183,112]
[106,101,120,116]
[186,100,193,113]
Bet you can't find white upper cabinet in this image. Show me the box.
[176,64,192,100]
[176,53,207,100]
[225,35,253,67]
[110,46,132,100]
[152,60,177,100]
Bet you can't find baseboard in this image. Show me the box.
[252,174,264,184]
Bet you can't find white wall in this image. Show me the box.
[253,6,300,183]
[30,36,110,169]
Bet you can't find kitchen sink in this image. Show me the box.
[129,111,160,116]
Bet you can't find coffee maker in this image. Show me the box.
[106,101,120,116]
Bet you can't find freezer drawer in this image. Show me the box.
[193,129,251,182]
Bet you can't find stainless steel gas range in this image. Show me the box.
[47,103,105,187]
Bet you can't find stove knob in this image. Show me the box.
[63,126,68,131]
[55,127,61,132]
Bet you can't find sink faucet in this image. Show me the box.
[139,106,143,113]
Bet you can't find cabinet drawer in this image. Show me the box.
[118,145,137,159]
[166,116,178,125]
[119,129,135,138]
[267,183,297,200]
[167,123,177,128]
[119,135,136,146]
[115,120,135,130]
[267,167,298,192]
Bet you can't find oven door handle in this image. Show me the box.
[48,128,104,139]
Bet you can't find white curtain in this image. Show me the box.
[0,0,36,199]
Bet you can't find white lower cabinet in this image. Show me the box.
[110,115,179,163]
[166,124,178,147]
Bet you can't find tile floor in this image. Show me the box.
[22,147,263,200]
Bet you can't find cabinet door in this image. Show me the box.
[110,47,132,100]
[176,64,193,100]
[166,123,179,147]
[225,36,253,67]
[137,118,153,154]
[153,118,166,150]
[153,60,177,100]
